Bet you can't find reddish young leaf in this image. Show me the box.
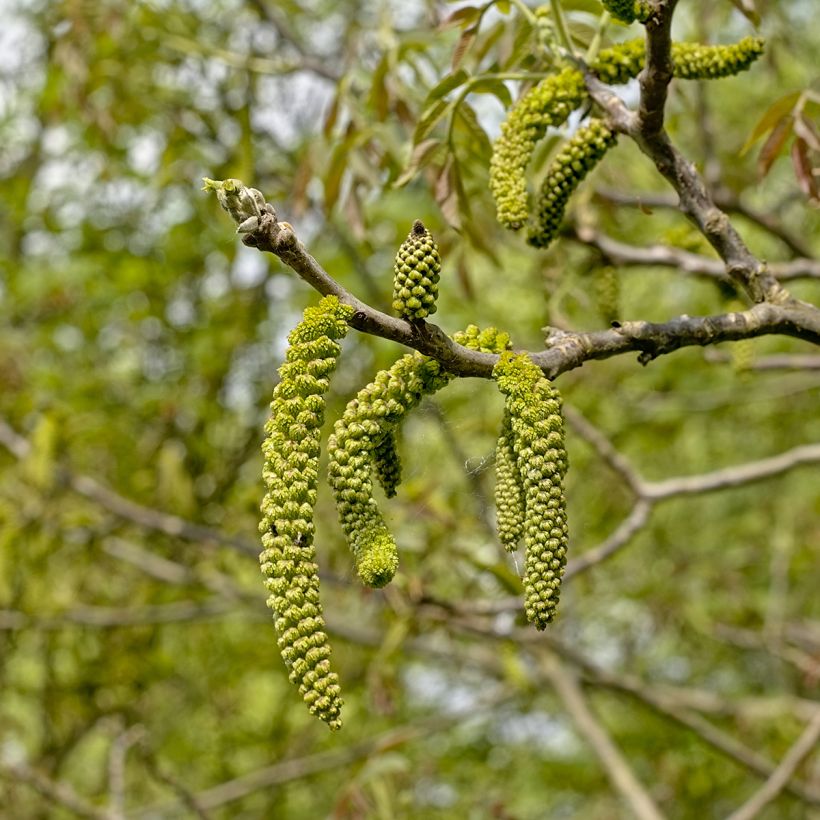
[452,25,478,70]
[439,5,482,30]
[791,138,819,202]
[757,116,793,178]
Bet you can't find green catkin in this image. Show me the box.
[591,39,648,85]
[489,37,763,233]
[489,68,587,230]
[392,221,442,321]
[595,265,621,325]
[327,326,510,588]
[373,428,402,498]
[493,352,568,630]
[259,294,354,731]
[528,119,617,249]
[600,0,652,24]
[495,409,525,551]
[671,37,765,80]
[592,38,765,84]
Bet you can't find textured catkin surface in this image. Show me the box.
[528,118,617,249]
[392,220,441,320]
[601,0,651,24]
[495,409,525,551]
[494,353,568,630]
[259,295,353,730]
[327,326,511,589]
[489,67,587,230]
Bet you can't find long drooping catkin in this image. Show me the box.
[259,295,353,730]
[493,352,569,630]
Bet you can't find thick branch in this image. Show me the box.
[637,0,679,136]
[243,212,820,379]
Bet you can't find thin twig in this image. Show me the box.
[564,500,653,580]
[563,406,645,495]
[0,760,114,820]
[644,442,820,499]
[131,703,503,816]
[0,598,241,631]
[725,713,820,820]
[570,226,820,282]
[107,724,147,820]
[0,417,256,556]
[594,187,815,259]
[541,654,666,820]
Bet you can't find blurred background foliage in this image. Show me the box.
[0,0,818,817]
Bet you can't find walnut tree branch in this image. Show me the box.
[238,207,820,378]
[569,226,820,282]
[584,3,803,307]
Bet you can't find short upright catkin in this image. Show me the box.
[392,220,441,320]
[494,352,569,630]
[259,295,353,730]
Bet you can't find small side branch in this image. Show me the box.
[725,712,820,820]
[541,655,666,820]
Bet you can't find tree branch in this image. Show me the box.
[725,712,820,820]
[0,760,114,820]
[584,4,802,306]
[637,0,679,137]
[240,210,820,380]
[541,654,666,820]
[570,226,820,282]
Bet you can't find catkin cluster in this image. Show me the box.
[489,68,587,230]
[259,295,353,731]
[328,326,510,589]
[592,38,765,84]
[528,119,617,249]
[489,37,764,237]
[392,221,441,320]
[494,352,568,630]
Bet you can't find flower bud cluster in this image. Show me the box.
[493,353,569,630]
[202,177,274,234]
[259,295,353,731]
[528,119,617,249]
[392,220,441,320]
[327,327,510,589]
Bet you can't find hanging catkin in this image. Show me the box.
[493,352,569,630]
[259,295,353,730]
[327,326,511,589]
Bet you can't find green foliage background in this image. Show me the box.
[0,1,818,817]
